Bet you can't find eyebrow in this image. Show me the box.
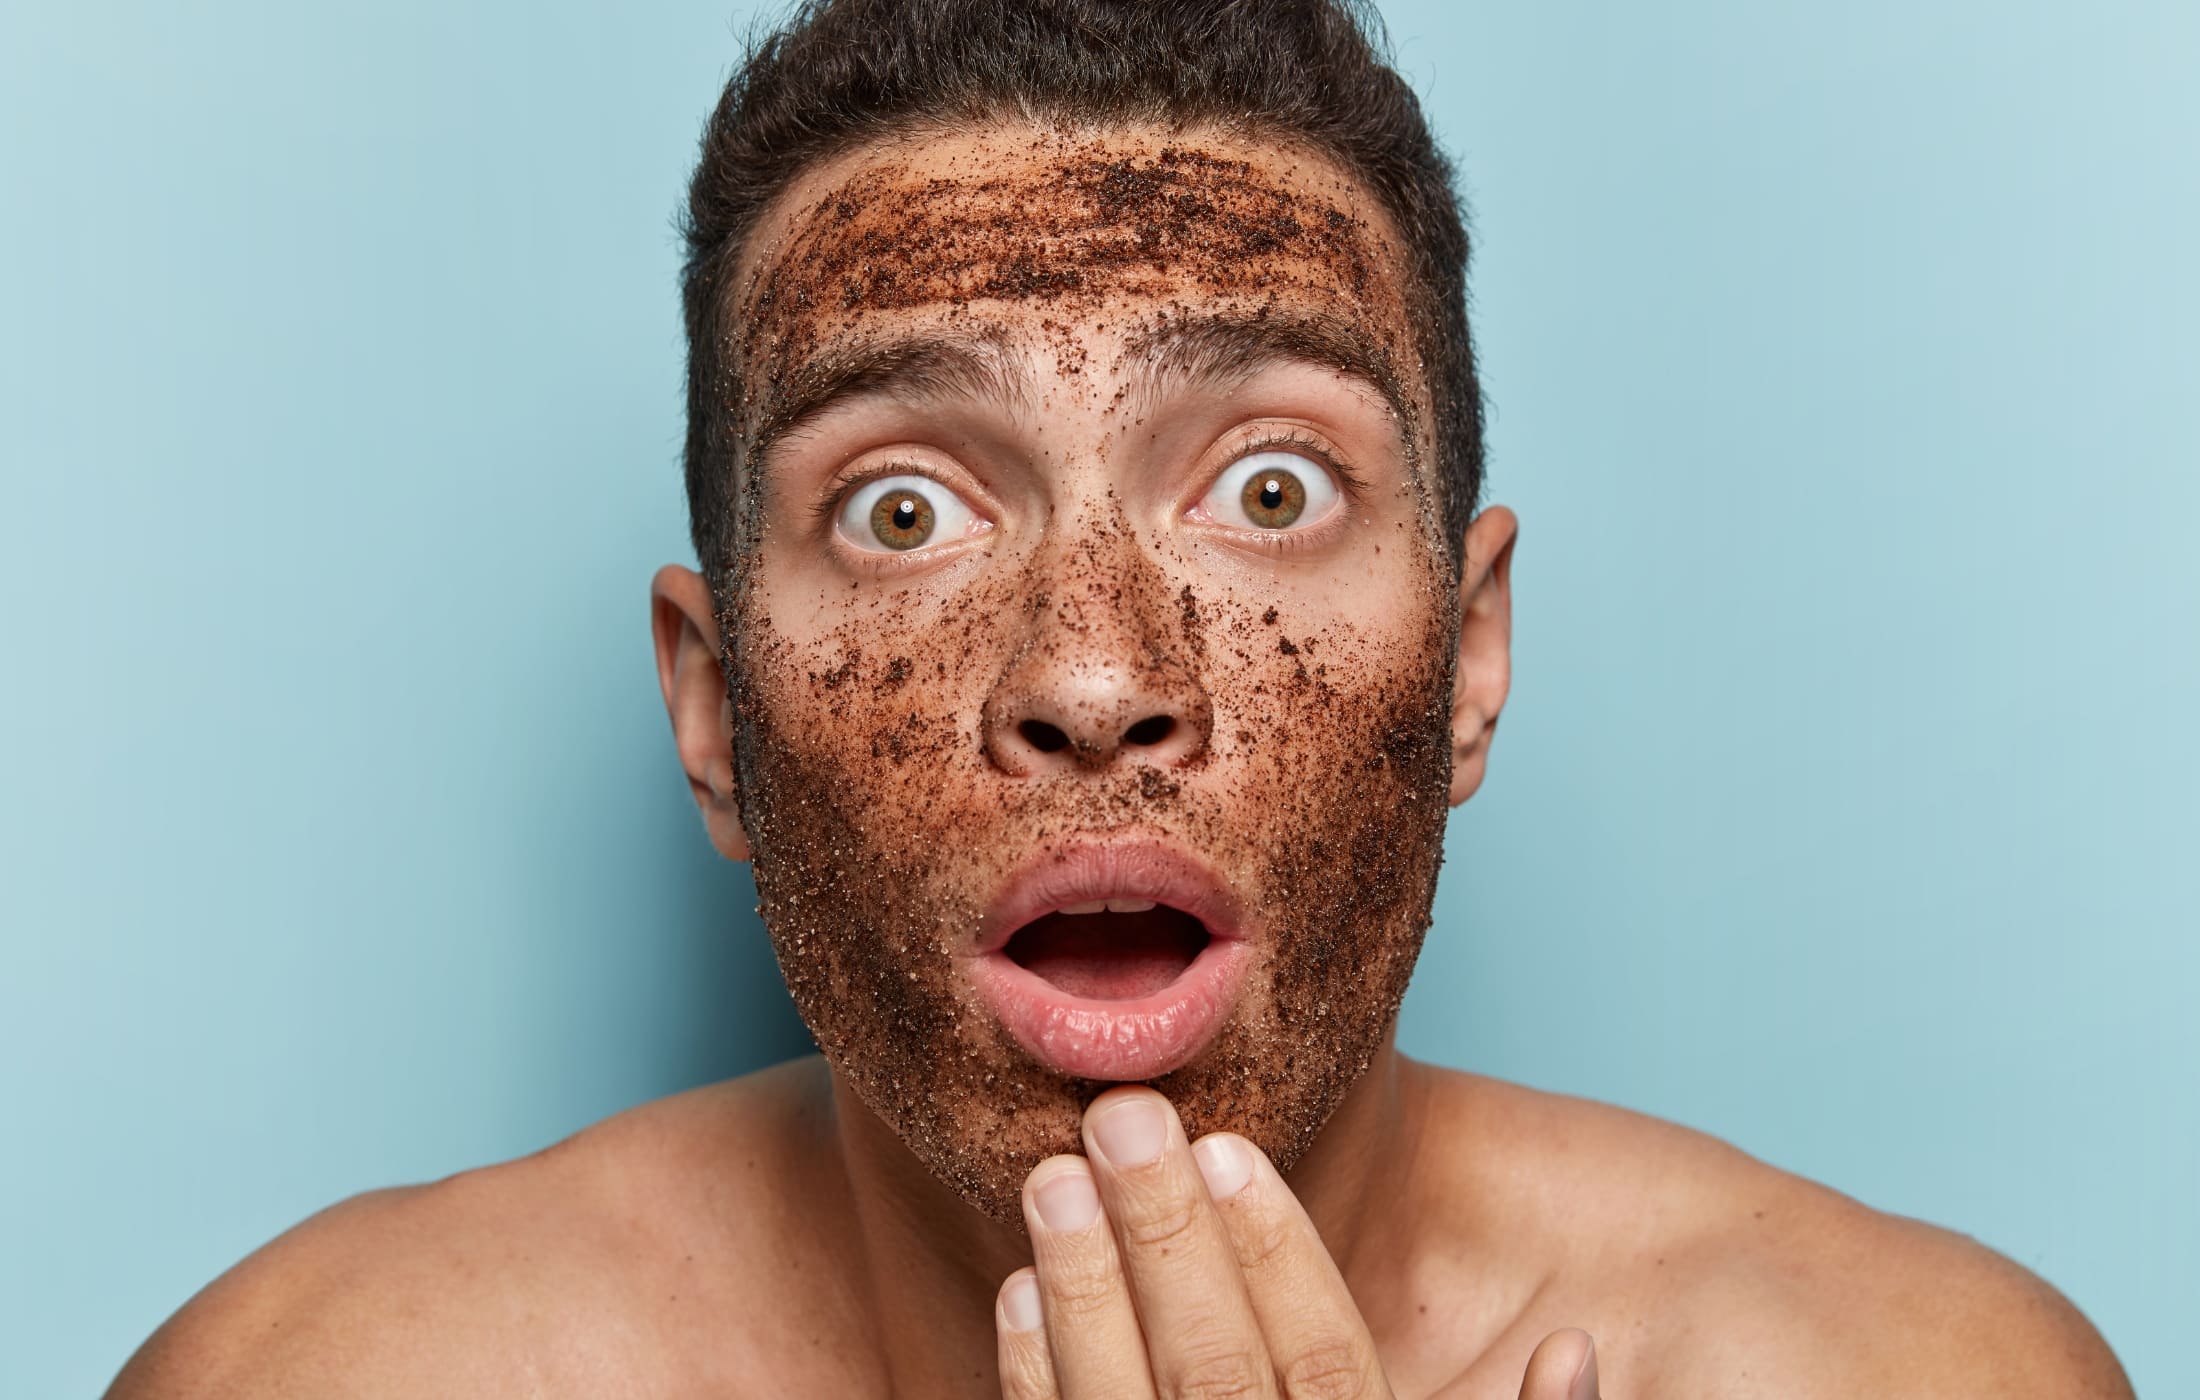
[1119,310,1414,430]
[741,308,1411,481]
[745,329,1029,476]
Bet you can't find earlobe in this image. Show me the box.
[1448,507,1518,808]
[650,563,753,862]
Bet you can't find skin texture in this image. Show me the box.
[102,123,2135,1400]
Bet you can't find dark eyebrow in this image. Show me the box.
[745,329,1028,476]
[1119,310,1413,429]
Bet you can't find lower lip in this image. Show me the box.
[970,937,1252,1081]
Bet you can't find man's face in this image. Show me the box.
[717,124,1463,1221]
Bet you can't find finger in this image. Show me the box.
[1083,1089,1277,1400]
[1021,1154,1156,1399]
[1190,1133,1393,1399]
[1517,1327,1600,1400]
[996,1269,1061,1400]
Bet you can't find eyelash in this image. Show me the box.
[1221,428,1366,494]
[1196,428,1362,554]
[809,460,993,578]
[810,458,949,524]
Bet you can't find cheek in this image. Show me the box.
[1200,556,1454,766]
[1209,588,1456,918]
[730,561,1020,867]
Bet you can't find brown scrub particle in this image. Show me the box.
[1137,768,1181,802]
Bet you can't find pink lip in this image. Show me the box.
[967,839,1256,1081]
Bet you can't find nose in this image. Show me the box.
[984,661,1211,774]
[981,575,1212,777]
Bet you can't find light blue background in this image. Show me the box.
[3,2,2192,1394]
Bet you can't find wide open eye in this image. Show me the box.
[1195,451,1342,532]
[834,474,981,554]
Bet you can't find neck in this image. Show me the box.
[822,1032,1428,1394]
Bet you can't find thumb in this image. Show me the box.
[1518,1327,1600,1400]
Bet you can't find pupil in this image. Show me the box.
[1260,480,1283,509]
[893,500,916,527]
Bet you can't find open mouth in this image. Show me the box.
[1002,902,1213,1002]
[970,839,1255,1080]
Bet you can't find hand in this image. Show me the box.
[993,1087,1603,1399]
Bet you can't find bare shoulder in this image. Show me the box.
[106,1057,865,1399]
[1413,1067,2132,1399]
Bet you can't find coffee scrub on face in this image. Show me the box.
[713,127,1463,1223]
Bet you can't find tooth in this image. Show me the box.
[1106,898,1157,913]
[1062,900,1107,915]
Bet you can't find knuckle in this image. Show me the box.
[1038,1251,1123,1320]
[1121,1193,1205,1254]
[1164,1346,1272,1400]
[1278,1340,1382,1400]
[1233,1209,1299,1274]
[996,1339,1055,1400]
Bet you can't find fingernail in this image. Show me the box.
[1091,1097,1168,1168]
[1570,1334,1600,1400]
[1000,1273,1042,1333]
[1032,1166,1101,1232]
[1192,1135,1254,1200]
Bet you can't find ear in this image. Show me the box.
[650,563,752,862]
[1449,506,1519,807]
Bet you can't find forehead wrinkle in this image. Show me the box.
[743,326,1032,481]
[1118,310,1414,440]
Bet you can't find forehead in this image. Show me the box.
[726,124,1421,415]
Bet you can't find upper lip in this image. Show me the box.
[973,836,1252,957]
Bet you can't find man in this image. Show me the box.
[110,1,2132,1395]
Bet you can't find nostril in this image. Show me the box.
[1018,719,1072,754]
[1122,715,1176,747]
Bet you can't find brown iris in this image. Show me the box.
[1241,467,1307,528]
[869,491,935,549]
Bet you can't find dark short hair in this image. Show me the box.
[679,0,1483,591]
